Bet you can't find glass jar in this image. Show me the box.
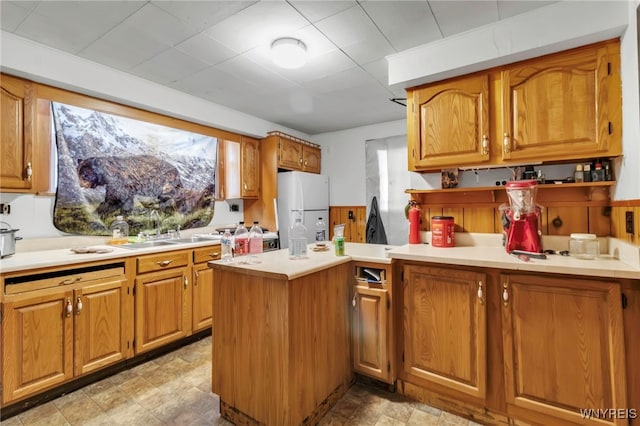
[569,233,599,259]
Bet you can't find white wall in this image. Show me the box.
[312,120,406,206]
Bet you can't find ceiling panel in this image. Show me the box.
[0,0,560,135]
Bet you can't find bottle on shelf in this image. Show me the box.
[574,164,584,183]
[221,229,233,263]
[248,221,263,264]
[109,215,129,245]
[234,221,249,257]
[591,162,605,182]
[288,218,308,259]
[315,217,327,245]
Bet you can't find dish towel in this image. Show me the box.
[366,196,388,244]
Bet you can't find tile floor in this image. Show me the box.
[0,336,480,426]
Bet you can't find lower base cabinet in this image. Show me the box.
[398,262,633,426]
[191,246,221,331]
[501,273,628,425]
[1,264,130,405]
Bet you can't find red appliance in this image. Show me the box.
[408,202,421,244]
[503,180,542,253]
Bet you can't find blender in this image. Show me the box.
[502,180,543,253]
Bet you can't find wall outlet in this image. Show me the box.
[229,203,239,212]
[0,203,10,214]
[625,211,634,234]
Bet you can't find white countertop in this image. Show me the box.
[208,242,396,280]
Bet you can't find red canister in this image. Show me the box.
[431,216,455,247]
[408,203,421,244]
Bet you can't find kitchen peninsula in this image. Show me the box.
[209,239,640,426]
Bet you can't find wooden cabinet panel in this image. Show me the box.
[501,41,621,162]
[329,206,366,242]
[352,284,390,382]
[1,73,35,192]
[240,136,260,198]
[402,265,486,399]
[217,137,260,200]
[192,264,214,332]
[74,279,128,376]
[2,289,74,404]
[135,268,189,354]
[501,273,627,424]
[302,145,321,173]
[408,73,490,170]
[278,137,303,170]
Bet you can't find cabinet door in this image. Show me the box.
[135,268,189,354]
[278,137,303,170]
[501,274,627,425]
[192,263,214,332]
[1,289,74,404]
[302,145,321,174]
[241,136,260,198]
[501,41,621,162]
[74,279,128,376]
[408,74,490,171]
[403,265,486,399]
[1,74,35,192]
[352,284,390,383]
[220,139,241,200]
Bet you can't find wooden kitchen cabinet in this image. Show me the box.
[0,73,35,192]
[191,245,221,332]
[267,131,322,173]
[406,38,622,171]
[134,250,190,354]
[500,273,628,425]
[351,262,395,385]
[501,40,621,163]
[217,137,260,200]
[1,264,130,405]
[302,145,321,173]
[401,264,487,400]
[407,73,490,171]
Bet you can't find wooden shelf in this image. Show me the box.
[406,181,614,208]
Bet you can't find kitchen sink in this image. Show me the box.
[118,240,180,250]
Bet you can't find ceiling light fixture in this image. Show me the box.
[271,37,307,69]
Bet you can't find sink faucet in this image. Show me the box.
[149,210,162,238]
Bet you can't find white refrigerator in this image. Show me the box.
[277,171,329,249]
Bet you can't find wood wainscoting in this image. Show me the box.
[329,206,366,242]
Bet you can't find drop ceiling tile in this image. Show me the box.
[314,5,380,47]
[175,33,240,66]
[124,3,202,47]
[170,66,230,96]
[204,2,309,53]
[79,25,169,70]
[289,1,356,23]
[130,48,210,84]
[360,1,442,51]
[0,1,38,32]
[497,0,558,19]
[361,58,389,86]
[428,1,499,37]
[301,66,377,94]
[215,54,297,93]
[151,0,257,32]
[13,1,146,54]
[340,32,395,65]
[274,49,357,85]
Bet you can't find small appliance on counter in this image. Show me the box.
[0,221,22,258]
[501,180,542,253]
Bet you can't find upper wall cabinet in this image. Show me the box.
[0,74,35,192]
[266,131,322,174]
[406,39,622,172]
[217,137,260,200]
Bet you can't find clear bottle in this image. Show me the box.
[234,221,249,257]
[574,164,584,183]
[221,229,233,263]
[109,216,129,245]
[248,221,263,264]
[288,218,308,259]
[315,217,327,245]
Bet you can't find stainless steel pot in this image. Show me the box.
[0,221,22,258]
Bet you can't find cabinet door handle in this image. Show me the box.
[299,157,303,164]
[502,282,509,306]
[352,294,357,310]
[503,133,511,154]
[477,281,484,304]
[208,252,221,259]
[66,298,73,317]
[26,162,33,182]
[481,135,489,156]
[156,259,173,267]
[76,297,83,315]
[243,181,247,190]
[194,271,198,286]
[184,276,188,289]
[304,160,308,166]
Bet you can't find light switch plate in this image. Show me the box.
[625,211,634,234]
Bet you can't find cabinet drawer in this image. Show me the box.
[136,250,189,274]
[4,264,125,295]
[193,246,221,263]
